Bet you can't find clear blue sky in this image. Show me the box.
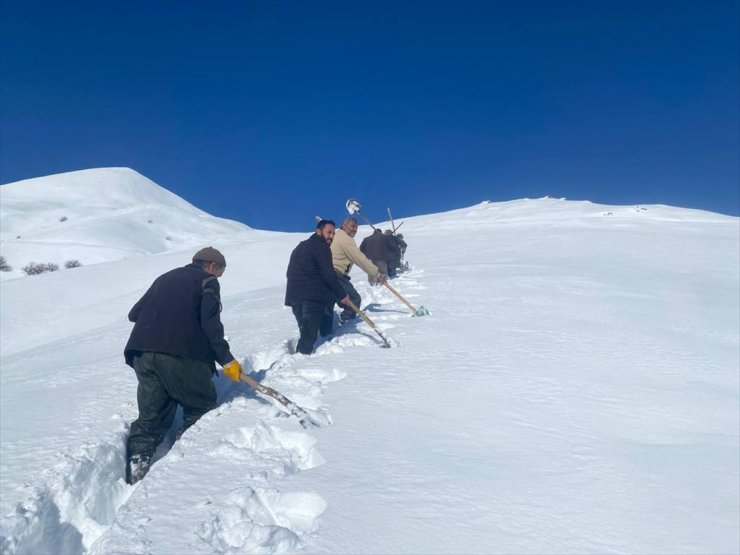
[1,0,738,230]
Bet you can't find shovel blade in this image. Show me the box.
[298,406,333,428]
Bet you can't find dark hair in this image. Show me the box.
[316,219,336,230]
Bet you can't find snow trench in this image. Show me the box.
[0,272,418,554]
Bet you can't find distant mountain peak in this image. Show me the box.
[0,168,253,279]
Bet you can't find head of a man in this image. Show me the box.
[340,217,359,238]
[192,247,226,277]
[315,219,336,245]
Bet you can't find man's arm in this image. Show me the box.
[338,232,379,277]
[200,278,234,365]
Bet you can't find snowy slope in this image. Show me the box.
[0,186,738,554]
[0,168,258,280]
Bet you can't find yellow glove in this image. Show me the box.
[222,360,242,382]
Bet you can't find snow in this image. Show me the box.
[1,170,738,554]
[0,168,261,281]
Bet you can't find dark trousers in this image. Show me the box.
[291,300,334,354]
[336,272,361,321]
[128,352,217,461]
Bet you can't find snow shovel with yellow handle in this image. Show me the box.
[383,282,430,316]
[347,300,392,348]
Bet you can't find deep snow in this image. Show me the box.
[1,169,738,554]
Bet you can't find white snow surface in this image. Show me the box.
[0,168,258,281]
[0,172,738,555]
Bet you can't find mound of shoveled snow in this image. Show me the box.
[0,168,254,279]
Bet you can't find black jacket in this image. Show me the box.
[359,230,388,261]
[386,234,402,260]
[285,233,347,306]
[124,263,233,367]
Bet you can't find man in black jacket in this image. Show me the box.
[359,228,388,284]
[123,247,241,484]
[384,230,402,278]
[285,219,350,355]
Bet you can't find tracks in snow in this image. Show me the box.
[0,270,424,554]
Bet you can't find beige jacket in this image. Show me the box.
[331,229,379,277]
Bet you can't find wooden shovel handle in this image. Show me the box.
[347,300,390,346]
[348,300,378,329]
[383,282,418,315]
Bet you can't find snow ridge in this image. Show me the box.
[0,168,255,280]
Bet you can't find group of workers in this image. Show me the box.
[122,217,408,484]
[359,228,407,280]
[285,216,407,356]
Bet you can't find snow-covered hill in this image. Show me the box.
[0,168,257,280]
[0,176,738,554]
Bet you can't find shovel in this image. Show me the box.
[345,198,377,230]
[239,372,327,428]
[347,300,392,348]
[383,282,429,316]
[386,207,405,234]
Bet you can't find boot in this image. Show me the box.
[126,454,151,485]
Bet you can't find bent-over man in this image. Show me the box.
[123,247,242,484]
[359,228,388,284]
[384,230,402,278]
[331,217,387,323]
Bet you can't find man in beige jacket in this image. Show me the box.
[331,217,387,323]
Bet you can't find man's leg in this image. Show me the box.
[127,352,177,483]
[152,353,217,435]
[336,273,361,322]
[319,304,335,337]
[292,301,326,354]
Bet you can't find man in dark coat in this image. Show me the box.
[359,228,388,284]
[285,219,350,354]
[396,233,407,259]
[396,233,408,272]
[123,247,241,484]
[384,230,402,278]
